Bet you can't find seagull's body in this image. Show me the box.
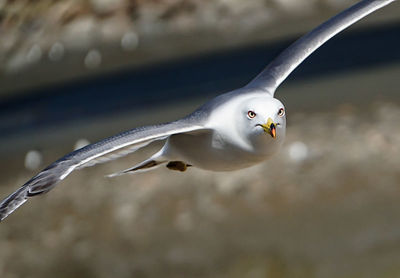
[152,90,286,172]
[0,0,397,221]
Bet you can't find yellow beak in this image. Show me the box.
[259,118,277,139]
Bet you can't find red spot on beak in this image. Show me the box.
[270,124,276,139]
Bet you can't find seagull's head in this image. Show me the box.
[238,95,286,155]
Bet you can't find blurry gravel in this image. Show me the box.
[1,101,400,278]
[2,0,399,96]
[0,0,381,92]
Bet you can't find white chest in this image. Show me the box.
[163,130,278,171]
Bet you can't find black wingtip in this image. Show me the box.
[0,160,72,222]
[0,186,29,222]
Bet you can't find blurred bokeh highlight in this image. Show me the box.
[0,0,400,277]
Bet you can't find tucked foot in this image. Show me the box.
[166,161,192,172]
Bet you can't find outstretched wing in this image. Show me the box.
[245,0,396,96]
[0,120,205,221]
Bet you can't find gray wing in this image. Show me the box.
[245,0,396,96]
[0,120,205,221]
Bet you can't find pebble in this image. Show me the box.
[74,138,90,150]
[274,0,317,14]
[48,42,65,61]
[84,49,102,69]
[121,32,139,51]
[24,150,43,170]
[90,0,126,14]
[287,141,309,163]
[26,44,42,64]
[62,16,97,49]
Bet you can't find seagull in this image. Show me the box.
[0,0,397,221]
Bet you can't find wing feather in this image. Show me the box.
[0,120,204,221]
[245,0,396,95]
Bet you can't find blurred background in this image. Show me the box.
[0,0,400,277]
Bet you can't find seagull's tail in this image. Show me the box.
[106,149,168,177]
[106,158,167,177]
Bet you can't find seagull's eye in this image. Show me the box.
[278,108,285,117]
[247,111,256,119]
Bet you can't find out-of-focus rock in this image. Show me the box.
[6,51,27,74]
[99,14,131,42]
[121,31,139,51]
[84,49,102,68]
[287,141,309,163]
[0,32,19,57]
[48,42,65,61]
[90,0,127,15]
[24,150,43,170]
[74,138,90,150]
[274,0,318,14]
[26,44,43,64]
[326,0,357,9]
[62,16,98,49]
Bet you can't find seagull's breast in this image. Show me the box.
[163,129,273,171]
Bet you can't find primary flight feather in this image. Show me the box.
[0,0,397,222]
